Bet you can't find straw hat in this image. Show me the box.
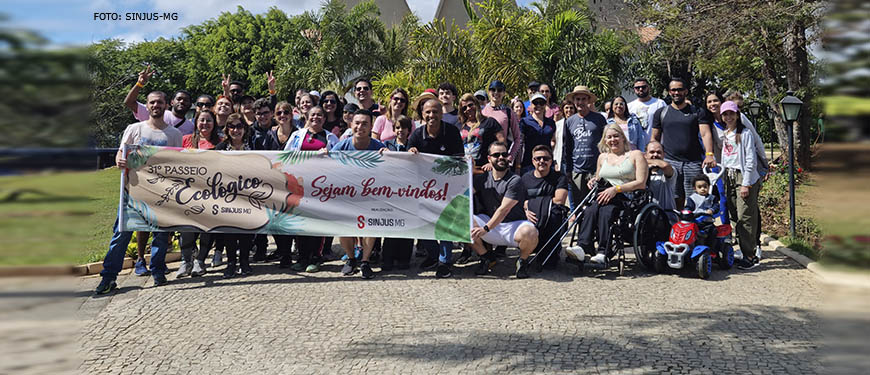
[411,91,438,120]
[566,85,598,103]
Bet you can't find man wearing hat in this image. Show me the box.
[482,80,523,168]
[523,81,541,112]
[562,85,608,205]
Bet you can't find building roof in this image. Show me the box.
[341,0,412,28]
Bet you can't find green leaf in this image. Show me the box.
[261,205,304,235]
[435,193,471,242]
[277,150,319,165]
[126,145,159,170]
[328,150,384,168]
[124,195,158,231]
[431,156,468,176]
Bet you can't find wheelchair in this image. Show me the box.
[535,180,672,275]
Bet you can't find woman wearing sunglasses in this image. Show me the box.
[371,88,409,142]
[319,91,345,137]
[213,114,254,278]
[518,93,556,174]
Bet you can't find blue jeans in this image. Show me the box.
[420,240,453,264]
[100,217,169,281]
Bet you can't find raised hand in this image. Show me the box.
[266,71,276,93]
[221,73,231,91]
[137,64,153,86]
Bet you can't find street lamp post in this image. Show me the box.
[748,100,762,156]
[767,108,777,161]
[780,92,803,238]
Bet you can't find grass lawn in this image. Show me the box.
[0,168,120,265]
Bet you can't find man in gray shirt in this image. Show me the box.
[645,141,676,211]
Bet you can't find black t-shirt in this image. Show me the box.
[521,170,570,200]
[249,120,277,150]
[408,121,464,156]
[651,104,711,162]
[473,170,526,222]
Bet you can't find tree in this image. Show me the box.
[630,0,826,169]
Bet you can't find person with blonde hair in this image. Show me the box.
[371,88,409,141]
[569,124,648,264]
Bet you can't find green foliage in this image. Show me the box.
[125,233,180,259]
[435,194,471,242]
[403,19,478,94]
[372,70,425,103]
[758,164,823,258]
[277,150,318,165]
[328,151,384,168]
[431,156,469,176]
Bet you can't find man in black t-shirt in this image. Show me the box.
[651,78,716,209]
[471,142,539,279]
[521,145,570,269]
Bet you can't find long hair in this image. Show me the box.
[385,88,409,122]
[191,110,221,149]
[458,93,485,124]
[608,96,630,120]
[598,123,631,154]
[275,101,293,126]
[223,113,250,145]
[318,90,342,120]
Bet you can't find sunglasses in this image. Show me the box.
[489,88,505,93]
[276,110,289,115]
[226,123,245,130]
[195,102,214,108]
[540,90,550,94]
[533,101,546,106]
[355,86,371,92]
[323,99,337,104]
[489,152,509,158]
[391,97,407,103]
[461,104,476,111]
[633,85,648,90]
[533,156,552,162]
[255,111,271,116]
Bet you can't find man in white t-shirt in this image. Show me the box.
[94,91,183,295]
[627,78,666,137]
[124,64,194,135]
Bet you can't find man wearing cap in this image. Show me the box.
[562,85,608,205]
[474,90,488,104]
[523,81,541,112]
[482,80,523,168]
[651,77,716,209]
[628,78,666,137]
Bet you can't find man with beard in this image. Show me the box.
[651,78,716,209]
[627,78,666,137]
[94,91,183,295]
[470,142,539,279]
[521,145,569,269]
[124,64,194,135]
[562,85,607,207]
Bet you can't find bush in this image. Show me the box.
[758,162,823,259]
[125,232,180,259]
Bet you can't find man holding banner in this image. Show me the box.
[95,91,183,295]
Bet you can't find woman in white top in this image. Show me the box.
[717,101,760,269]
[571,124,648,264]
[553,99,576,172]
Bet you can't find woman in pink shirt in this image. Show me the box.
[371,88,409,141]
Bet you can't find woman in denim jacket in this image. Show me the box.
[607,96,648,152]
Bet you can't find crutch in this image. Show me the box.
[530,184,599,267]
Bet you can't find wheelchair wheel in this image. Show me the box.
[633,203,669,270]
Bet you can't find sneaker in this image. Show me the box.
[516,258,530,279]
[212,250,224,268]
[93,278,117,295]
[291,263,306,272]
[734,249,744,260]
[153,274,168,286]
[435,263,452,278]
[455,253,472,265]
[239,265,253,276]
[134,258,150,276]
[305,264,320,273]
[191,260,206,277]
[565,246,586,261]
[755,245,763,260]
[494,246,507,257]
[341,259,358,276]
[265,251,280,261]
[278,258,292,269]
[474,258,492,275]
[252,251,266,263]
[419,257,438,270]
[590,252,606,264]
[175,262,192,278]
[360,262,374,279]
[223,263,237,279]
[737,257,759,270]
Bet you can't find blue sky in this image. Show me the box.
[2,0,533,46]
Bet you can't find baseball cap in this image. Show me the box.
[720,101,739,114]
[488,80,506,91]
[474,90,488,101]
[530,93,547,105]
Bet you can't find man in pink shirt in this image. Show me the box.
[481,80,523,170]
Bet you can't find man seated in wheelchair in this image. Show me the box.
[570,124,649,264]
[685,174,719,247]
[521,145,570,270]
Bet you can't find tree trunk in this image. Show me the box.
[760,56,789,161]
[784,18,813,169]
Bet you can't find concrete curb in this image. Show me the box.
[0,252,182,278]
[762,232,870,289]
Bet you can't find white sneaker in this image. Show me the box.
[755,245,763,260]
[590,253,606,264]
[175,262,192,278]
[565,246,586,261]
[191,260,206,277]
[734,249,744,260]
[212,250,223,267]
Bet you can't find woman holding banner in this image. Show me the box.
[215,114,254,277]
[283,106,339,273]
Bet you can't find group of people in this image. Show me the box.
[94,66,768,295]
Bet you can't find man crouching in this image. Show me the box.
[470,142,539,279]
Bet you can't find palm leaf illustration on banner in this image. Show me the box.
[276,150,318,165]
[261,204,304,235]
[328,151,384,168]
[124,195,158,231]
[126,145,159,170]
[431,156,468,176]
[434,190,470,242]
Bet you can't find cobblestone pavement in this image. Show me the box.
[52,243,829,375]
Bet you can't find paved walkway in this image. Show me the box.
[39,242,829,375]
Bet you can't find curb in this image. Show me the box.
[762,232,870,289]
[0,252,182,278]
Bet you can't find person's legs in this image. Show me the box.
[136,231,149,262]
[223,234,239,277]
[180,232,197,263]
[577,201,600,250]
[274,235,293,268]
[149,232,170,283]
[594,202,620,257]
[513,223,538,278]
[252,234,268,261]
[99,218,133,282]
[238,234,254,274]
[667,159,686,210]
[734,171,760,261]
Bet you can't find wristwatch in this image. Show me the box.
[483,225,490,232]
